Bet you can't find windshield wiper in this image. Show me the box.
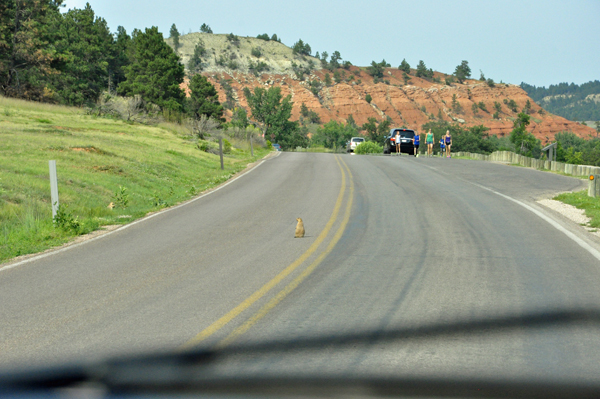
[2,308,600,398]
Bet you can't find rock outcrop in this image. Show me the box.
[174,34,595,142]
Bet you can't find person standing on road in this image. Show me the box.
[395,130,401,155]
[413,131,420,157]
[439,136,446,157]
[426,129,434,157]
[444,130,452,158]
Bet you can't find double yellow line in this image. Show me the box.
[180,155,354,350]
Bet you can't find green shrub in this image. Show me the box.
[197,141,210,152]
[223,138,232,154]
[53,204,81,234]
[112,186,129,208]
[251,47,262,58]
[354,141,382,154]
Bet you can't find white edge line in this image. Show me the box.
[0,152,280,273]
[472,182,600,262]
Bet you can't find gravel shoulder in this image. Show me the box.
[538,198,600,238]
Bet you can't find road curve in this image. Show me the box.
[1,152,599,384]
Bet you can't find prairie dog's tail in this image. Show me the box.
[295,218,305,238]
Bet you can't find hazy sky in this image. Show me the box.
[62,0,599,88]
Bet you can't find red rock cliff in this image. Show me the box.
[185,67,595,143]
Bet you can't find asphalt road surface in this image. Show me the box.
[1,152,600,385]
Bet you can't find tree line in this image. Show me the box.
[0,1,221,120]
[521,81,600,121]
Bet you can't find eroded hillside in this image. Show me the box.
[171,33,595,142]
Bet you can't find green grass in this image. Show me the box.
[0,96,269,263]
[554,190,600,228]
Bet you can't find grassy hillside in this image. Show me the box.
[0,96,269,263]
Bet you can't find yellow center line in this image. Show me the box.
[179,155,348,350]
[216,157,354,348]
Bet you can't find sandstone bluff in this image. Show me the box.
[171,33,594,142]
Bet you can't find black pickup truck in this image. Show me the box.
[383,128,416,154]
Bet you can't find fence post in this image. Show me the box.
[49,160,59,219]
[219,138,224,170]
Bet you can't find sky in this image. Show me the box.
[61,0,599,88]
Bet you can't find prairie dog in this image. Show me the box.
[295,218,305,238]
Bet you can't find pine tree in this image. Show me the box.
[0,0,63,101]
[399,59,410,74]
[111,26,132,91]
[49,3,115,105]
[454,60,471,83]
[188,39,205,73]
[329,51,342,69]
[416,60,427,78]
[118,26,185,111]
[187,74,224,123]
[169,24,180,53]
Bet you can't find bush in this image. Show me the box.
[53,204,81,234]
[309,80,321,96]
[365,94,372,103]
[354,141,382,154]
[507,99,518,112]
[112,186,129,208]
[251,47,262,58]
[223,138,232,154]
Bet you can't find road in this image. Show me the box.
[1,152,600,384]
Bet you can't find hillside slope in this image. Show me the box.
[169,32,318,76]
[171,33,595,142]
[521,81,600,122]
[0,96,267,262]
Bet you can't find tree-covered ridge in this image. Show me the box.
[521,80,600,121]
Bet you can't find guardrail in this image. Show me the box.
[452,150,600,198]
[452,150,600,178]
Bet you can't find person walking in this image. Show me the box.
[395,130,401,155]
[426,129,434,157]
[412,131,420,157]
[444,130,452,158]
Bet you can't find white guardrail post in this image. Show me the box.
[49,160,59,219]
[589,175,600,198]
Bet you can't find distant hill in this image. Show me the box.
[521,80,600,121]
[166,33,319,76]
[167,33,596,141]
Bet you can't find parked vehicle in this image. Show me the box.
[346,137,365,153]
[272,143,282,151]
[383,128,416,154]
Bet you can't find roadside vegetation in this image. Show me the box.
[355,142,383,154]
[0,96,269,263]
[554,190,600,228]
